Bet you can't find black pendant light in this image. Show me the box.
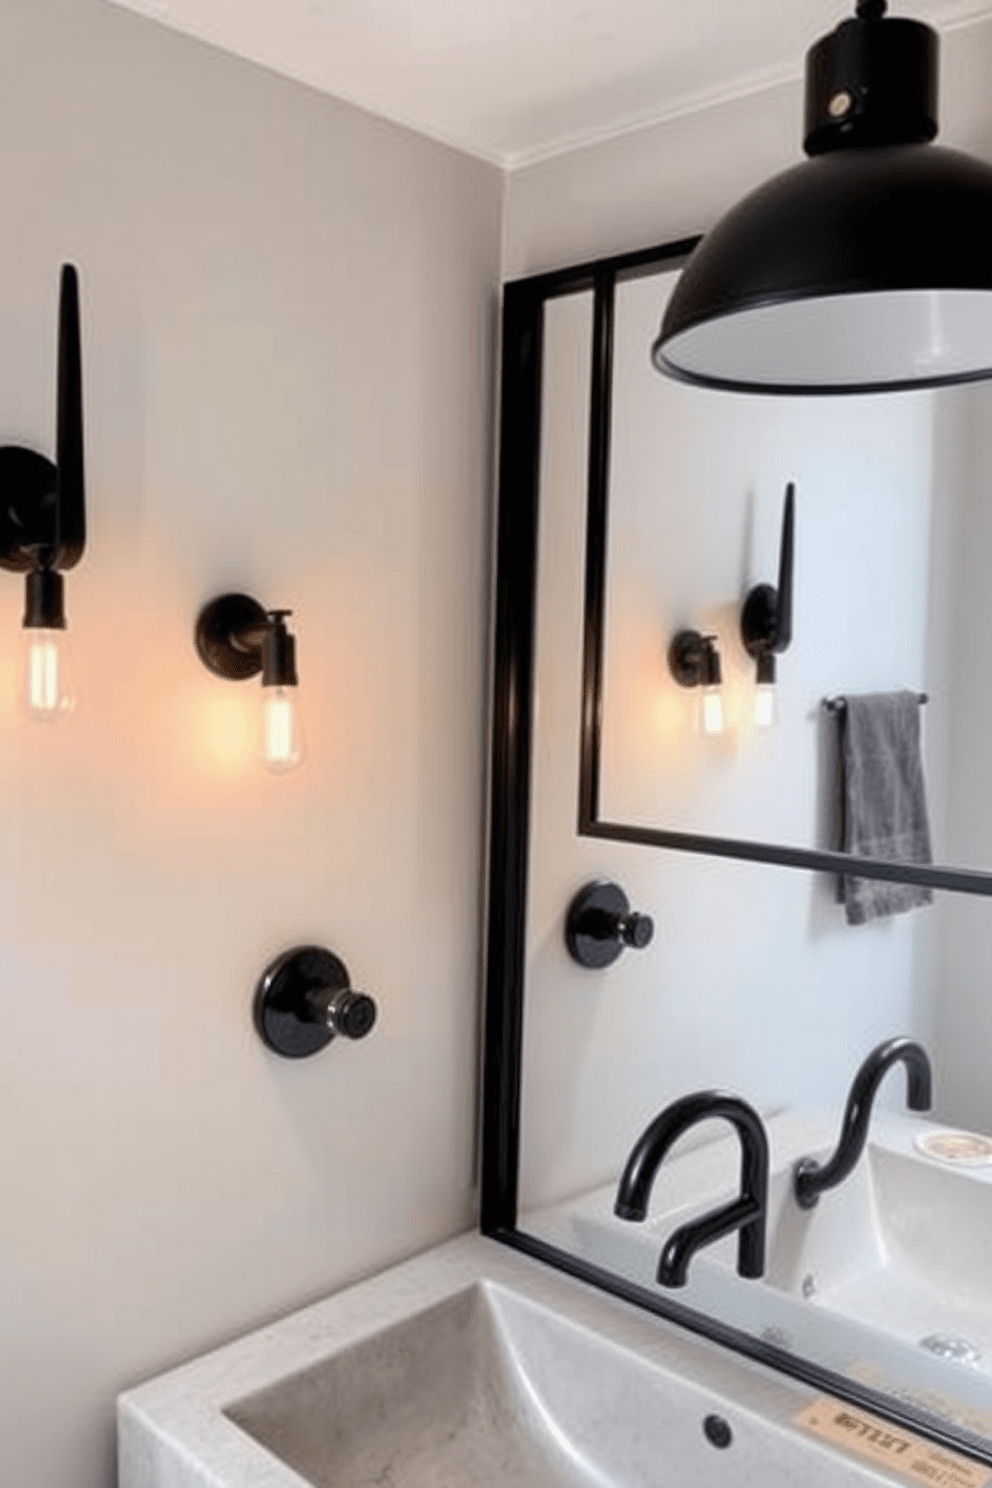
[653,0,992,395]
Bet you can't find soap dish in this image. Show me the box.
[915,1130,992,1166]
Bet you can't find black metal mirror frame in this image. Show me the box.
[481,235,992,1467]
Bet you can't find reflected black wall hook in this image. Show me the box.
[740,483,795,681]
[565,880,654,968]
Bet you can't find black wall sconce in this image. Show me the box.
[668,629,725,735]
[195,593,306,772]
[254,945,377,1057]
[565,881,654,969]
[0,265,84,720]
[740,483,795,727]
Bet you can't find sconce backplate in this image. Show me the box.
[668,628,706,687]
[195,592,268,680]
[740,582,778,657]
[0,447,59,572]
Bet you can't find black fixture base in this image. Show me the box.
[262,614,298,688]
[565,880,654,969]
[23,565,66,629]
[0,448,59,573]
[195,593,269,680]
[740,584,778,658]
[253,945,376,1058]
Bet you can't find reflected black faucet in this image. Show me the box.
[614,1091,769,1287]
[793,1037,932,1210]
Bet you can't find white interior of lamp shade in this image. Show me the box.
[658,289,992,391]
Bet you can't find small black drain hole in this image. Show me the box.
[704,1414,733,1449]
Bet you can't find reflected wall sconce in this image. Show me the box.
[0,265,84,720]
[740,483,795,728]
[195,593,306,773]
[668,629,725,735]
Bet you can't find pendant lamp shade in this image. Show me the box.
[653,2,992,394]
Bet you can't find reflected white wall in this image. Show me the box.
[519,293,936,1212]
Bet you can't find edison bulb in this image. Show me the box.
[22,628,76,720]
[754,681,777,728]
[700,684,725,736]
[261,685,305,773]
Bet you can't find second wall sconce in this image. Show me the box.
[0,265,85,721]
[740,482,795,728]
[195,593,306,772]
[668,629,725,735]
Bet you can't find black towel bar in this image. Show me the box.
[822,692,928,714]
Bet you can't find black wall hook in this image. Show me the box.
[565,881,654,969]
[253,946,377,1058]
[0,266,85,577]
[740,483,795,681]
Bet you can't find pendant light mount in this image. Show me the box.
[804,0,937,155]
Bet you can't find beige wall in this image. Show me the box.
[0,2,501,1485]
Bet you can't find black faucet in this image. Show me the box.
[793,1036,932,1210]
[614,1091,769,1287]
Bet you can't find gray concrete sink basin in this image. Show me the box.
[226,1284,585,1488]
[119,1233,964,1488]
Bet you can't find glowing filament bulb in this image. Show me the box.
[754,652,777,728]
[23,629,75,720]
[754,682,777,728]
[701,685,725,736]
[261,686,305,773]
[699,637,724,736]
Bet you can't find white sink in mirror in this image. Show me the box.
[117,1233,947,1488]
[765,1120,992,1368]
[523,1112,992,1437]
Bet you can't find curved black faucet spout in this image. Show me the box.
[614,1091,769,1287]
[793,1036,932,1210]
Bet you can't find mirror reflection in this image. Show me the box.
[517,281,992,1452]
[599,268,992,879]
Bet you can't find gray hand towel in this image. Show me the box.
[836,690,933,926]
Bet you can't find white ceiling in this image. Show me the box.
[106,0,992,167]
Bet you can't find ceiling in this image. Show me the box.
[106,0,992,167]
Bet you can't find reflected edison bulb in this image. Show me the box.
[261,685,306,773]
[754,651,777,728]
[700,684,725,736]
[22,628,76,720]
[754,683,777,728]
[699,638,724,736]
